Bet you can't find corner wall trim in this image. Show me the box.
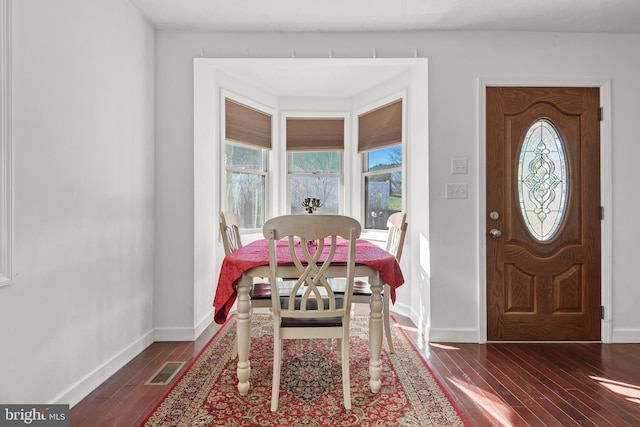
[0,0,14,287]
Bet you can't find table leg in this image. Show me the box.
[369,272,383,393]
[236,274,251,395]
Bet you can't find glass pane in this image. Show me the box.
[517,119,568,242]
[367,145,402,171]
[225,171,265,229]
[289,176,340,214]
[290,151,339,173]
[365,172,402,230]
[225,141,264,170]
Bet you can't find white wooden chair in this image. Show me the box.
[220,211,243,255]
[220,212,273,310]
[264,214,361,411]
[330,212,407,354]
[220,212,272,359]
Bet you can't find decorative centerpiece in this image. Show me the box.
[302,197,322,214]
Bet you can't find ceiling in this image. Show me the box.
[133,0,639,97]
[131,0,640,34]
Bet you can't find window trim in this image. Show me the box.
[282,111,349,215]
[286,150,344,215]
[221,91,274,233]
[0,0,14,287]
[356,92,407,231]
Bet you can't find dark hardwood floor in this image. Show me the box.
[71,310,640,426]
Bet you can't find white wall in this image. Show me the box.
[157,30,640,344]
[0,0,155,405]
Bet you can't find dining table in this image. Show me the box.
[213,237,405,396]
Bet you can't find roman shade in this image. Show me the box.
[225,98,272,149]
[286,117,344,151]
[358,99,402,153]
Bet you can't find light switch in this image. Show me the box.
[451,158,468,174]
[446,183,468,199]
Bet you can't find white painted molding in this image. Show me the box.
[194,309,214,339]
[428,328,481,343]
[51,329,155,407]
[611,328,640,344]
[0,0,14,287]
[152,310,215,341]
[155,325,200,342]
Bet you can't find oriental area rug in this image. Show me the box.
[140,314,468,426]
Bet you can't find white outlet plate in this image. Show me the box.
[451,158,468,174]
[446,183,468,199]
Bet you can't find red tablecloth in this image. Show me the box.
[213,238,405,324]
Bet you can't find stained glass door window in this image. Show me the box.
[517,119,568,241]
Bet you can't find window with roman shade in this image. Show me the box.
[286,117,344,151]
[286,117,345,215]
[358,98,404,230]
[223,97,272,229]
[225,98,272,149]
[358,98,402,153]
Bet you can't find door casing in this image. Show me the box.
[478,79,612,343]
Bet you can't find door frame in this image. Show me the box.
[478,78,612,343]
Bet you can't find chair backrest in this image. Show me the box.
[220,211,243,255]
[385,212,408,262]
[263,214,361,321]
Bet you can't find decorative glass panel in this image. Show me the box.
[518,120,568,241]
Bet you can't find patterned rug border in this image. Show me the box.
[140,313,470,426]
[389,315,470,426]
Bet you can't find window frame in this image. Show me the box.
[361,147,403,231]
[357,93,406,232]
[282,112,348,216]
[287,150,344,215]
[220,92,274,233]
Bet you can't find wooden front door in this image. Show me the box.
[486,87,601,341]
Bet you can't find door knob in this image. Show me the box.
[489,229,502,238]
[489,211,500,220]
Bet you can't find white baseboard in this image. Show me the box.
[391,305,480,343]
[611,328,640,343]
[53,328,155,408]
[424,328,640,344]
[154,326,196,341]
[154,310,215,341]
[56,311,216,408]
[195,309,214,339]
[389,302,412,320]
[427,328,480,343]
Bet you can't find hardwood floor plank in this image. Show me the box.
[490,345,590,425]
[501,344,629,427]
[478,346,568,427]
[429,343,532,426]
[538,345,640,425]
